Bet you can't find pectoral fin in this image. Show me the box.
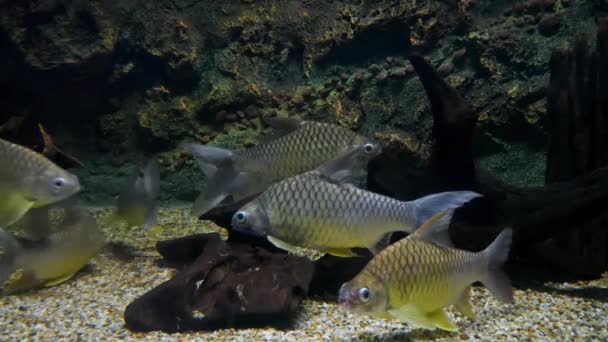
[455,286,475,318]
[324,247,358,257]
[369,232,393,255]
[43,272,77,287]
[267,235,300,254]
[0,190,35,227]
[388,304,436,329]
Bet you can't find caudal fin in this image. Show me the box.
[411,191,482,228]
[481,228,514,304]
[182,143,245,217]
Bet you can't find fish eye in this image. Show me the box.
[53,177,66,187]
[358,287,371,302]
[363,143,374,153]
[235,211,247,223]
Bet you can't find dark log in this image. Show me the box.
[125,233,314,332]
[367,18,608,276]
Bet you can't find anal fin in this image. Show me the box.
[388,305,458,332]
[44,272,77,287]
[455,286,475,318]
[427,309,458,332]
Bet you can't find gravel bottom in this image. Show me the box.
[0,207,606,341]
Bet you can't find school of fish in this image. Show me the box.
[0,116,514,333]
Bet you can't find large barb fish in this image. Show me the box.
[0,207,106,295]
[338,210,513,331]
[0,137,81,227]
[231,144,481,257]
[182,117,378,217]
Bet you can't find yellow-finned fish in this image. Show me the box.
[0,137,81,227]
[231,145,481,257]
[338,210,514,332]
[182,117,377,217]
[0,207,106,294]
[113,157,160,231]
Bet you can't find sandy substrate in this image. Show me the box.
[0,207,606,341]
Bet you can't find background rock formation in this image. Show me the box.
[1,0,600,204]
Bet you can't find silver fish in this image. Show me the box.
[182,117,378,217]
[0,207,106,294]
[114,157,160,230]
[0,137,81,227]
[231,145,481,256]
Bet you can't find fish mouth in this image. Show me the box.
[337,286,355,309]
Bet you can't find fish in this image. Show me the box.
[337,210,514,332]
[231,143,482,257]
[112,157,161,231]
[0,207,106,294]
[182,117,378,217]
[0,137,81,227]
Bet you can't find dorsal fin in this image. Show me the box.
[262,117,306,133]
[408,209,455,247]
[316,145,376,184]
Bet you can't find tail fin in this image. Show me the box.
[481,228,514,304]
[0,228,21,289]
[182,143,246,217]
[411,191,481,228]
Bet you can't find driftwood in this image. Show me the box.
[368,18,608,276]
[124,233,314,332]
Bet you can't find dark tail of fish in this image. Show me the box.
[481,228,514,304]
[182,143,250,217]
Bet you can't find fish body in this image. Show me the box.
[114,157,160,230]
[231,144,481,256]
[0,137,81,227]
[183,118,376,217]
[338,212,513,331]
[0,207,106,294]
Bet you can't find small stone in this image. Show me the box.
[390,69,407,78]
[225,113,238,122]
[215,110,227,122]
[200,135,210,143]
[512,2,525,15]
[319,87,331,97]
[538,14,561,36]
[302,86,314,99]
[245,104,258,118]
[340,73,349,82]
[336,82,345,91]
[375,71,388,82]
[368,64,381,74]
[452,48,467,63]
[437,62,454,76]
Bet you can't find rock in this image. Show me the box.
[538,14,561,37]
[124,233,315,332]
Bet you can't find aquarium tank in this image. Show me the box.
[0,0,607,340]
